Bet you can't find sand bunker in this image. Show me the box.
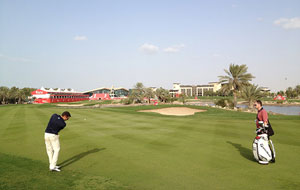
[139,107,206,116]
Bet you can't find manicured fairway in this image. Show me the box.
[0,104,300,190]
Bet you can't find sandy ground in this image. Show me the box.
[138,107,206,116]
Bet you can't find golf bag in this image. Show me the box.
[252,121,276,164]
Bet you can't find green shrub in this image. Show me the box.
[215,99,226,107]
[121,98,133,105]
[215,98,234,108]
[101,100,113,104]
[276,100,284,104]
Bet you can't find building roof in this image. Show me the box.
[40,87,77,93]
[196,85,214,87]
[83,86,129,93]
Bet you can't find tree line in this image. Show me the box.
[277,86,300,98]
[1,64,299,106]
[0,86,36,104]
[124,82,173,104]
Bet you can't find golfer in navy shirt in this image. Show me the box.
[45,111,71,172]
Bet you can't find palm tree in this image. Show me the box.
[295,85,300,97]
[179,93,187,104]
[22,87,36,99]
[219,64,255,107]
[16,89,26,104]
[277,90,285,96]
[0,86,9,104]
[128,90,141,103]
[156,88,171,103]
[8,86,19,104]
[129,82,145,103]
[144,88,155,103]
[134,82,145,95]
[239,84,262,108]
[286,87,297,98]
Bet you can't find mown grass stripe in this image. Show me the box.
[0,152,131,190]
[1,104,300,190]
[1,106,27,139]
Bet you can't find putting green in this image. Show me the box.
[0,104,299,190]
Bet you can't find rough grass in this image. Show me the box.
[0,104,299,190]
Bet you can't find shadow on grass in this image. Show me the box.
[59,148,106,168]
[227,141,256,162]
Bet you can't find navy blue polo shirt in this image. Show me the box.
[45,114,66,135]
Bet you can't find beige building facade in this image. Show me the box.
[170,82,222,97]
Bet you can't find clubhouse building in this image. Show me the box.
[31,87,89,104]
[170,82,222,97]
[83,86,129,100]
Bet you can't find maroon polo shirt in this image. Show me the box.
[256,108,268,128]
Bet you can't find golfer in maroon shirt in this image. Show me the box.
[254,100,268,129]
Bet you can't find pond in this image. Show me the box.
[235,104,300,115]
[188,102,300,115]
[258,105,300,116]
[236,105,300,115]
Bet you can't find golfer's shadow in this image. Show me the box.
[58,148,106,168]
[227,141,256,162]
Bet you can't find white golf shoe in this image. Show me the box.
[50,167,61,172]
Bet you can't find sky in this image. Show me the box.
[0,0,299,92]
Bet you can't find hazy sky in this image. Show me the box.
[1,0,299,92]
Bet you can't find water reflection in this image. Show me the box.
[263,105,300,116]
[188,102,300,115]
[237,104,300,115]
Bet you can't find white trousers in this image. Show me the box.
[44,133,60,170]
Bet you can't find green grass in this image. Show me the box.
[54,100,120,106]
[287,99,300,103]
[0,104,300,190]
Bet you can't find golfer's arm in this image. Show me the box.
[263,111,268,126]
